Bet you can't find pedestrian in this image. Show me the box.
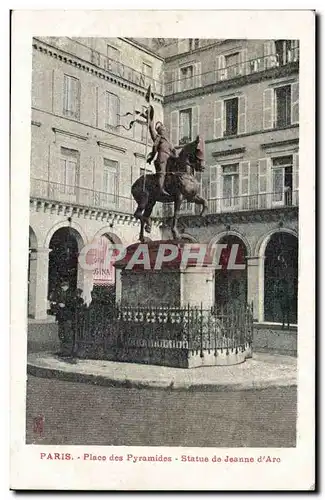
[49,279,77,356]
[276,277,291,329]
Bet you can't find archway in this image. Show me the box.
[48,227,84,297]
[264,232,298,323]
[214,235,247,308]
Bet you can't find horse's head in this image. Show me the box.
[178,135,205,172]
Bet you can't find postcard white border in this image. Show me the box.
[10,9,315,491]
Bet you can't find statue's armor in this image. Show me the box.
[152,135,176,173]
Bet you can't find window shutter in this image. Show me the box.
[249,161,259,210]
[291,40,299,62]
[63,75,70,113]
[59,159,66,185]
[216,55,226,81]
[263,41,276,69]
[240,161,250,209]
[191,105,200,140]
[170,110,179,146]
[258,158,271,208]
[209,164,221,204]
[239,161,250,195]
[65,159,77,194]
[213,100,223,139]
[291,82,299,124]
[293,153,299,204]
[263,88,274,129]
[172,69,179,93]
[238,95,247,134]
[194,62,201,88]
[239,49,248,76]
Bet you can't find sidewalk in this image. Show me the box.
[27,352,297,391]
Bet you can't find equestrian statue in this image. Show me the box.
[131,104,208,242]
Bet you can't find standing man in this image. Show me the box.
[146,105,177,197]
[49,280,77,356]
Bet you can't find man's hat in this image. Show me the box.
[155,121,164,131]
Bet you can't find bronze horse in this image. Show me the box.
[131,136,208,242]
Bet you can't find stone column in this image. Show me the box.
[28,248,51,320]
[82,269,94,306]
[247,256,262,322]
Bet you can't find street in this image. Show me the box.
[26,375,296,447]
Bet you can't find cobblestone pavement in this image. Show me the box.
[26,375,296,447]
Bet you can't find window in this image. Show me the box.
[105,92,119,128]
[179,108,192,145]
[142,62,153,78]
[224,97,239,136]
[275,85,291,128]
[180,65,194,91]
[274,40,294,66]
[189,38,200,51]
[134,121,147,143]
[103,159,118,204]
[272,155,293,204]
[222,164,239,207]
[225,52,240,78]
[107,44,120,62]
[60,147,79,194]
[63,75,80,119]
[140,166,153,177]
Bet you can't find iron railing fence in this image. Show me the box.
[162,190,299,217]
[165,49,299,95]
[72,302,254,356]
[31,179,298,219]
[30,178,164,217]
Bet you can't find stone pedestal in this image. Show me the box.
[115,240,215,308]
[111,240,252,368]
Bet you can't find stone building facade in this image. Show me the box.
[29,37,299,345]
[29,37,164,319]
[160,38,299,326]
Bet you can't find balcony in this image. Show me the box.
[162,191,299,218]
[34,37,164,96]
[30,178,163,217]
[165,49,299,96]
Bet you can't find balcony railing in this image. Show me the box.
[30,178,163,217]
[165,49,299,96]
[162,191,299,217]
[35,37,164,96]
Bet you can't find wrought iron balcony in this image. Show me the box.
[162,190,299,217]
[165,49,299,96]
[34,37,164,96]
[30,178,163,217]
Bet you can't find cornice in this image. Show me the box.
[205,124,299,145]
[212,147,246,158]
[164,62,299,104]
[261,138,299,149]
[97,141,127,153]
[154,206,298,228]
[52,127,88,141]
[32,39,164,103]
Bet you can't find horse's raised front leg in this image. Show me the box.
[171,194,183,240]
[192,194,208,217]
